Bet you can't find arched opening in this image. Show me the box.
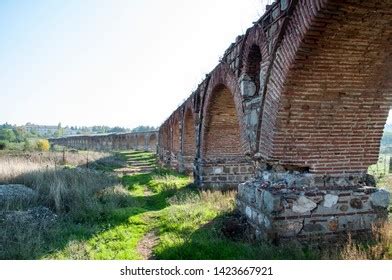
[159,126,170,164]
[245,44,262,93]
[137,135,145,150]
[200,84,253,188]
[148,134,157,151]
[126,134,132,149]
[113,135,120,150]
[183,108,196,171]
[130,135,137,149]
[203,84,243,159]
[172,120,181,155]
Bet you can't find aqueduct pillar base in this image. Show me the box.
[236,170,390,242]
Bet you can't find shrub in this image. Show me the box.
[0,140,8,150]
[23,139,34,151]
[36,139,50,152]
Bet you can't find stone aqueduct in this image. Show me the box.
[52,0,391,241]
[49,131,158,152]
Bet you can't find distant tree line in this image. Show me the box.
[0,123,158,150]
[131,125,157,132]
[0,123,49,151]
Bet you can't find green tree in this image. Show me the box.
[0,128,16,142]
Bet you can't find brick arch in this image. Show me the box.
[240,25,268,67]
[199,65,253,187]
[171,115,181,155]
[182,107,196,171]
[125,134,133,149]
[202,84,243,158]
[137,134,145,150]
[262,0,392,173]
[240,26,268,94]
[201,64,249,156]
[130,134,137,149]
[148,133,157,150]
[158,124,170,163]
[244,44,262,91]
[161,124,170,151]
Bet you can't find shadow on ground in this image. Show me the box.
[0,150,174,259]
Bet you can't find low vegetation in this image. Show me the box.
[0,150,391,260]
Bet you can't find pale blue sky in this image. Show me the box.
[0,0,270,128]
[1,0,391,128]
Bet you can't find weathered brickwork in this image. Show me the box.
[158,0,392,240]
[49,131,158,152]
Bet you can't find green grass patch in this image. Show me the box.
[4,149,391,260]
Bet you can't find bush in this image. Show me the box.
[0,140,8,150]
[36,139,50,151]
[23,139,34,151]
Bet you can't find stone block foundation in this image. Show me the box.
[199,160,254,189]
[237,172,390,242]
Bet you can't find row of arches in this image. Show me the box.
[158,57,262,187]
[157,25,268,188]
[50,132,158,152]
[159,0,392,186]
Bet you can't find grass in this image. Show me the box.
[1,150,391,260]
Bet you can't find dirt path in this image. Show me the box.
[136,230,159,260]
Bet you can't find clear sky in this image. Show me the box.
[1,0,391,128]
[0,0,272,128]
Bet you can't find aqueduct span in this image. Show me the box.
[49,131,158,152]
[52,0,391,241]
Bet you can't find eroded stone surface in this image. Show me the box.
[263,191,282,213]
[236,171,390,242]
[323,194,339,208]
[370,189,390,208]
[292,196,317,213]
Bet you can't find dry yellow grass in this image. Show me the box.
[340,223,392,260]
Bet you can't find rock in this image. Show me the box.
[249,110,258,126]
[294,175,313,188]
[323,194,339,208]
[274,219,304,237]
[213,167,223,174]
[370,189,390,208]
[240,74,257,97]
[242,184,256,204]
[273,165,286,173]
[264,217,271,229]
[350,198,363,209]
[340,205,348,212]
[365,174,376,186]
[245,206,252,219]
[328,217,339,231]
[302,223,324,232]
[0,184,37,209]
[334,177,348,187]
[263,191,282,213]
[257,213,265,225]
[292,196,317,213]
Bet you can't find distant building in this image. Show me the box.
[24,124,59,136]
